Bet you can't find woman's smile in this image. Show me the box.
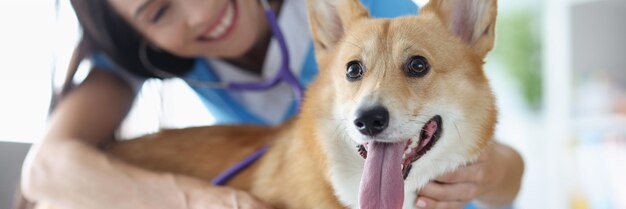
[197,0,239,42]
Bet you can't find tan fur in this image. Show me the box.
[40,0,499,208]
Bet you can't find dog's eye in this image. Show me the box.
[405,56,430,77]
[346,61,364,81]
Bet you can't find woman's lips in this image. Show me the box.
[197,0,238,42]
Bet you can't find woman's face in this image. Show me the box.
[109,0,267,58]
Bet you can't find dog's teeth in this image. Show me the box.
[410,141,418,149]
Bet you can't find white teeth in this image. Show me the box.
[410,141,418,148]
[404,137,419,156]
[208,1,235,39]
[403,136,421,157]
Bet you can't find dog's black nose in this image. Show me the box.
[354,106,389,136]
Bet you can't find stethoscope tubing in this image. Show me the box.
[141,0,304,107]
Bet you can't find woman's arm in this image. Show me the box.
[20,69,270,209]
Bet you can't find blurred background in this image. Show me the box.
[0,0,624,208]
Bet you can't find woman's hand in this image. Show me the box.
[176,175,273,209]
[187,188,273,209]
[414,142,523,209]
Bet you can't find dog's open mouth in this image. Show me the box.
[357,115,442,179]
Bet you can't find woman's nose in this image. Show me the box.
[179,0,218,28]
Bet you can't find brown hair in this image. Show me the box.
[62,0,195,89]
[50,0,196,111]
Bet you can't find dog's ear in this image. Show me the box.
[306,0,369,54]
[422,0,497,57]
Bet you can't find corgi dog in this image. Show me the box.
[38,0,498,208]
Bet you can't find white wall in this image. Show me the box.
[0,1,62,143]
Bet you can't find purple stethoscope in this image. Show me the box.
[141,0,303,186]
[140,0,304,109]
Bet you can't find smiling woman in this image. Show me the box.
[17,0,320,208]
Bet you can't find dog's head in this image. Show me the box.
[304,0,498,208]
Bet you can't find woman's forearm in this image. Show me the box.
[21,137,189,209]
[475,143,525,209]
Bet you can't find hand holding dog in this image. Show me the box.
[176,175,273,209]
[415,142,523,209]
[187,188,273,209]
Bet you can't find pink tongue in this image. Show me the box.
[359,142,405,209]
